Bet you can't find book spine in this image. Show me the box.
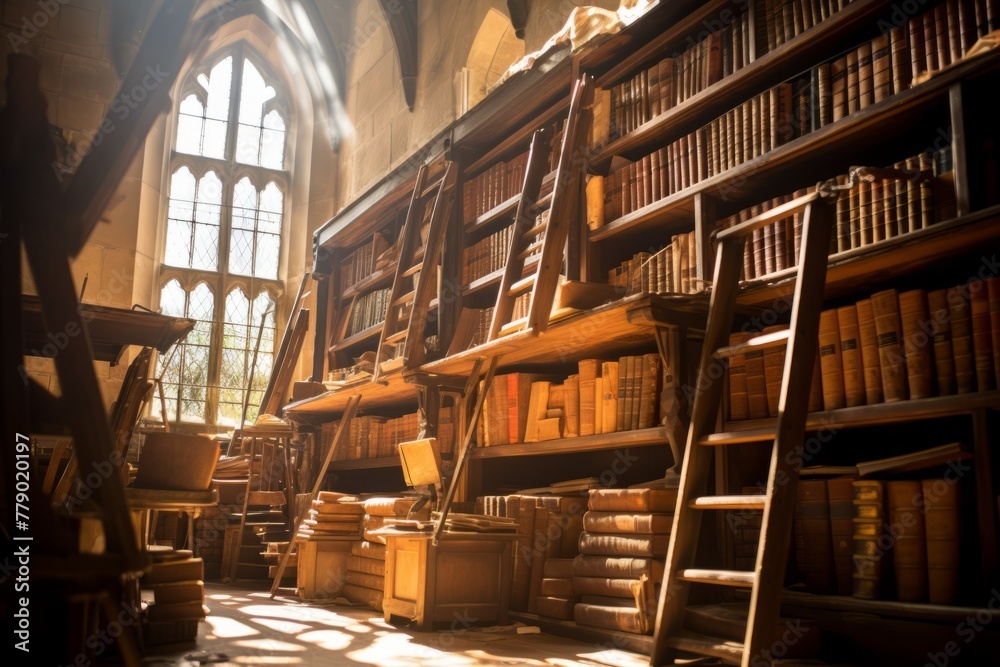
[872,288,908,402]
[923,477,960,605]
[971,284,996,391]
[852,480,886,600]
[728,332,753,421]
[837,304,866,407]
[818,309,847,410]
[927,288,955,395]
[899,288,935,399]
[744,333,770,419]
[794,479,835,594]
[888,480,928,602]
[856,298,885,404]
[827,477,857,596]
[948,286,976,393]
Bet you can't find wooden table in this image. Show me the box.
[380,529,518,631]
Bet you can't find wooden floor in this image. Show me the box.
[145,582,651,667]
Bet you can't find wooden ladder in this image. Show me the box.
[373,161,457,381]
[489,75,594,341]
[650,182,842,666]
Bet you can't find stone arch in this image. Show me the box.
[463,7,525,109]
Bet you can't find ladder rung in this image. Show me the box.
[529,192,553,214]
[402,264,422,278]
[713,329,790,359]
[690,495,766,510]
[508,274,535,297]
[715,190,822,241]
[524,218,548,237]
[679,569,756,588]
[699,427,776,446]
[665,631,745,664]
[384,329,408,344]
[499,317,528,337]
[392,290,415,308]
[517,240,544,261]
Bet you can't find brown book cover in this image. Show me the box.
[143,558,204,586]
[846,48,860,115]
[728,332,753,420]
[922,477,960,604]
[818,310,847,410]
[527,507,550,613]
[523,381,552,443]
[852,479,886,600]
[970,285,996,391]
[856,298,884,404]
[622,355,635,431]
[147,581,205,606]
[572,576,653,600]
[794,479,835,594]
[342,584,383,609]
[889,24,912,95]
[572,554,664,581]
[909,10,927,81]
[579,359,600,436]
[745,332,770,419]
[762,324,788,417]
[541,577,575,598]
[508,373,548,444]
[543,557,575,579]
[989,277,1000,387]
[347,555,387,576]
[809,349,824,413]
[582,512,674,535]
[900,289,935,399]
[345,570,386,592]
[601,361,619,434]
[574,602,651,635]
[928,288,955,395]
[831,56,848,122]
[871,33,892,104]
[827,477,857,596]
[856,41,874,110]
[888,480,928,602]
[536,596,577,620]
[588,488,678,513]
[872,289,908,402]
[638,354,662,429]
[837,305,866,407]
[145,600,206,623]
[948,286,976,393]
[577,533,669,557]
[564,374,580,438]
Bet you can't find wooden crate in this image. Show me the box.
[297,537,354,599]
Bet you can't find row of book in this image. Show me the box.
[462,223,514,285]
[346,287,389,337]
[607,4,752,139]
[339,231,392,294]
[463,151,529,223]
[728,278,1000,422]
[321,410,454,461]
[479,356,663,447]
[713,149,951,282]
[755,0,859,55]
[609,230,700,296]
[793,477,960,604]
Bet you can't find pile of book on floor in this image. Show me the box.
[572,488,676,636]
[478,489,588,616]
[298,492,364,540]
[341,497,418,610]
[140,547,206,645]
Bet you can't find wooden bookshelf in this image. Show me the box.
[470,425,672,459]
[283,372,416,424]
[340,264,396,300]
[330,321,382,351]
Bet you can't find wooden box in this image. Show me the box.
[297,537,354,600]
[382,531,516,630]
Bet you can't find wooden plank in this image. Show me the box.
[470,425,672,459]
[263,271,311,412]
[283,372,418,424]
[263,308,309,416]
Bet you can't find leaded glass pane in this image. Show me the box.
[176,95,204,155]
[235,59,277,166]
[200,57,232,159]
[260,110,285,169]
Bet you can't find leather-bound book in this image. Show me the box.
[818,310,846,410]
[601,361,619,434]
[837,304,866,407]
[564,374,580,438]
[794,479,835,594]
[809,350,824,413]
[572,576,651,599]
[990,277,1000,386]
[536,596,576,620]
[872,289,908,402]
[970,285,995,392]
[577,533,670,558]
[579,359,600,436]
[582,512,674,535]
[728,331,753,420]
[638,354,662,429]
[588,488,678,513]
[947,286,976,393]
[745,332,770,419]
[572,554,664,581]
[827,477,858,596]
[852,480,886,600]
[888,480,928,602]
[927,289,955,395]
[923,477,960,604]
[899,289,934,399]
[763,324,789,417]
[889,25,911,95]
[574,603,651,635]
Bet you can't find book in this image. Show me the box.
[818,310,846,411]
[827,477,857,596]
[601,361,619,434]
[794,479,835,594]
[638,353,662,429]
[143,558,204,585]
[856,298,886,405]
[536,596,576,620]
[855,441,966,477]
[728,332,753,420]
[948,286,976,393]
[923,477,960,604]
[579,359,600,436]
[588,488,678,512]
[577,533,669,557]
[564,375,580,438]
[899,289,934,399]
[541,577,575,598]
[970,285,996,391]
[543,557,575,579]
[872,289,908,402]
[887,480,928,602]
[574,602,651,635]
[852,480,886,600]
[927,289,956,395]
[571,554,665,581]
[837,304,866,407]
[582,512,674,535]
[572,576,654,600]
[744,332,770,419]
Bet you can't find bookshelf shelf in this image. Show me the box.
[781,590,994,625]
[590,0,902,170]
[341,264,396,300]
[736,204,1000,306]
[464,194,518,236]
[283,372,416,424]
[706,390,1000,445]
[470,425,672,459]
[591,49,1000,244]
[328,456,402,471]
[331,322,383,351]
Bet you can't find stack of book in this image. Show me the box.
[296,497,364,540]
[140,548,206,645]
[571,488,676,636]
[607,2,752,139]
[344,540,386,610]
[463,151,529,222]
[479,493,587,614]
[608,230,700,295]
[728,277,1000,420]
[462,223,514,285]
[347,287,389,336]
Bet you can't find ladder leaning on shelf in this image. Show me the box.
[489,74,594,341]
[269,394,361,597]
[373,161,457,382]
[650,177,847,666]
